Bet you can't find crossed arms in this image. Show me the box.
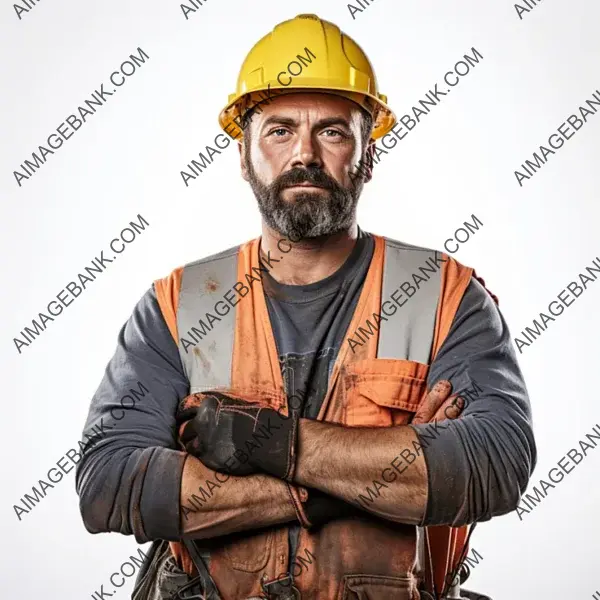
[179,382,458,540]
[75,278,536,544]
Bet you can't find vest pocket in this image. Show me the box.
[343,359,429,427]
[220,527,274,572]
[339,573,416,600]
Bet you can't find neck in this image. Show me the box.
[259,222,359,286]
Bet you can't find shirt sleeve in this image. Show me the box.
[74,285,190,543]
[410,277,537,526]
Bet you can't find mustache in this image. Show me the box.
[275,168,338,191]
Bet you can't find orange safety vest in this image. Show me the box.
[155,234,475,600]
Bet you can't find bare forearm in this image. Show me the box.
[294,419,428,525]
[180,455,297,539]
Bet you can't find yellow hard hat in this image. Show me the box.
[218,14,396,141]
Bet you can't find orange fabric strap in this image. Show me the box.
[154,266,184,343]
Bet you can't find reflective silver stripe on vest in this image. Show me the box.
[377,239,442,364]
[177,238,443,388]
[177,245,240,393]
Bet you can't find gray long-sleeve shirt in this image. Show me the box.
[75,235,536,543]
[414,276,537,526]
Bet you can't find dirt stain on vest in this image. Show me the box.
[193,346,211,374]
[205,277,219,293]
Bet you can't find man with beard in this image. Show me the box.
[75,14,534,600]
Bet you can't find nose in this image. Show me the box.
[290,130,323,170]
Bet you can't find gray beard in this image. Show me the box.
[244,151,364,240]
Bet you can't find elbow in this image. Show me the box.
[467,417,537,524]
[78,489,109,535]
[471,449,534,524]
[449,475,523,527]
[452,442,535,526]
[76,462,114,535]
[75,448,135,537]
[491,428,537,518]
[490,472,525,519]
[75,445,180,543]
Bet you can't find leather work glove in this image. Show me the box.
[176,392,359,529]
[177,391,299,482]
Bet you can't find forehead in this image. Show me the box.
[251,91,362,125]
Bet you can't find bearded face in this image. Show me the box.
[239,92,373,240]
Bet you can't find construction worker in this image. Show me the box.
[75,14,536,600]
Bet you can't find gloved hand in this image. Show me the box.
[177,391,299,482]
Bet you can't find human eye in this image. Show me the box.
[322,128,346,139]
[268,127,291,137]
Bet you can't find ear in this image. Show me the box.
[363,140,377,184]
[239,138,249,182]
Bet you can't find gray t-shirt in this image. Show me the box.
[74,234,536,548]
[262,228,374,565]
[262,227,374,420]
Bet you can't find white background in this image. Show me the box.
[1,0,599,598]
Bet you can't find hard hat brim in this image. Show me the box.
[219,84,396,142]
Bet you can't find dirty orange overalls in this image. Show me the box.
[155,235,475,600]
